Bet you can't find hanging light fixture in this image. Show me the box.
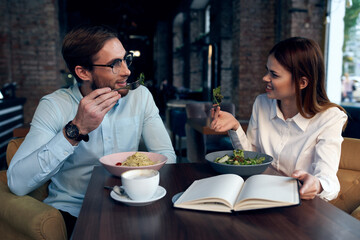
[130,50,141,57]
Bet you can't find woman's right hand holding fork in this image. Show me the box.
[210,105,241,132]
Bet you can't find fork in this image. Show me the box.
[113,80,141,91]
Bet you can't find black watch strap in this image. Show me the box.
[65,121,89,142]
[76,132,89,142]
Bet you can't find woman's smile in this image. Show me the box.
[266,84,273,92]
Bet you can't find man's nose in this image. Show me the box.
[120,62,131,76]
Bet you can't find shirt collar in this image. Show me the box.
[269,99,278,120]
[270,99,310,132]
[71,83,83,102]
[292,113,310,132]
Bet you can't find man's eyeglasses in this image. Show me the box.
[92,53,133,74]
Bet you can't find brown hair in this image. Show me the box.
[62,24,118,83]
[269,37,346,119]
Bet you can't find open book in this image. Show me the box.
[173,174,300,212]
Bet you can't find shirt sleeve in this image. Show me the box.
[228,97,259,151]
[140,88,176,163]
[313,109,348,201]
[228,127,253,150]
[7,98,76,196]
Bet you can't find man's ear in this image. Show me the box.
[299,77,309,90]
[74,66,92,82]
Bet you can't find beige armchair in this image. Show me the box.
[330,137,360,220]
[0,138,67,240]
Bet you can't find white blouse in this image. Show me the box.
[229,94,348,200]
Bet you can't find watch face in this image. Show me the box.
[66,123,79,138]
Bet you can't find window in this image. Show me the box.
[205,4,210,34]
[326,0,360,103]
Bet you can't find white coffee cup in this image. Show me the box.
[121,169,159,201]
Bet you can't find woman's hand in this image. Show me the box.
[210,106,240,132]
[291,170,323,200]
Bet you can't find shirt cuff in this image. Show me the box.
[316,176,340,201]
[40,132,76,169]
[49,132,77,159]
[33,132,77,185]
[228,129,239,149]
[228,127,247,150]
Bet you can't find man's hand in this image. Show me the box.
[291,170,323,200]
[72,88,121,135]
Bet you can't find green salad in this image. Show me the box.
[215,149,265,165]
[138,72,145,85]
[212,86,223,105]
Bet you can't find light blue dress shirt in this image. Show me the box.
[7,84,176,217]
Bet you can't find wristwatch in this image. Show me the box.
[64,121,89,142]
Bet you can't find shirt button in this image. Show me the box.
[64,151,69,155]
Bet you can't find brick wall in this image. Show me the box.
[170,0,326,120]
[211,0,233,101]
[0,1,11,85]
[0,0,62,124]
[0,0,327,124]
[231,0,277,120]
[189,9,204,91]
[231,0,326,120]
[173,13,185,88]
[154,21,172,86]
[289,1,326,45]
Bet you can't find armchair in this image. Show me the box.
[0,138,67,240]
[330,137,360,220]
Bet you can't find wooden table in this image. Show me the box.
[72,164,360,240]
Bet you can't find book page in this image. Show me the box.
[234,174,299,211]
[174,174,244,211]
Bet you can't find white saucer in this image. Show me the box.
[110,186,166,206]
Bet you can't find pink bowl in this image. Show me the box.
[99,151,168,177]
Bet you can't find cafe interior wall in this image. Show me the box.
[0,0,64,124]
[1,0,183,125]
[172,0,327,121]
[0,0,327,124]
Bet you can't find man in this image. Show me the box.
[7,25,176,237]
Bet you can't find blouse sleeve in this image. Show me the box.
[314,109,347,200]
[228,97,260,151]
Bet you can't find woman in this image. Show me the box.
[342,73,354,102]
[211,37,347,201]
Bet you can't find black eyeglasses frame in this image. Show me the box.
[91,53,133,73]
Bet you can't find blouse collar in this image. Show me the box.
[270,99,311,132]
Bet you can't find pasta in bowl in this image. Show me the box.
[100,151,168,177]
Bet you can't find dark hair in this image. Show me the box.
[62,24,118,83]
[269,37,346,119]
